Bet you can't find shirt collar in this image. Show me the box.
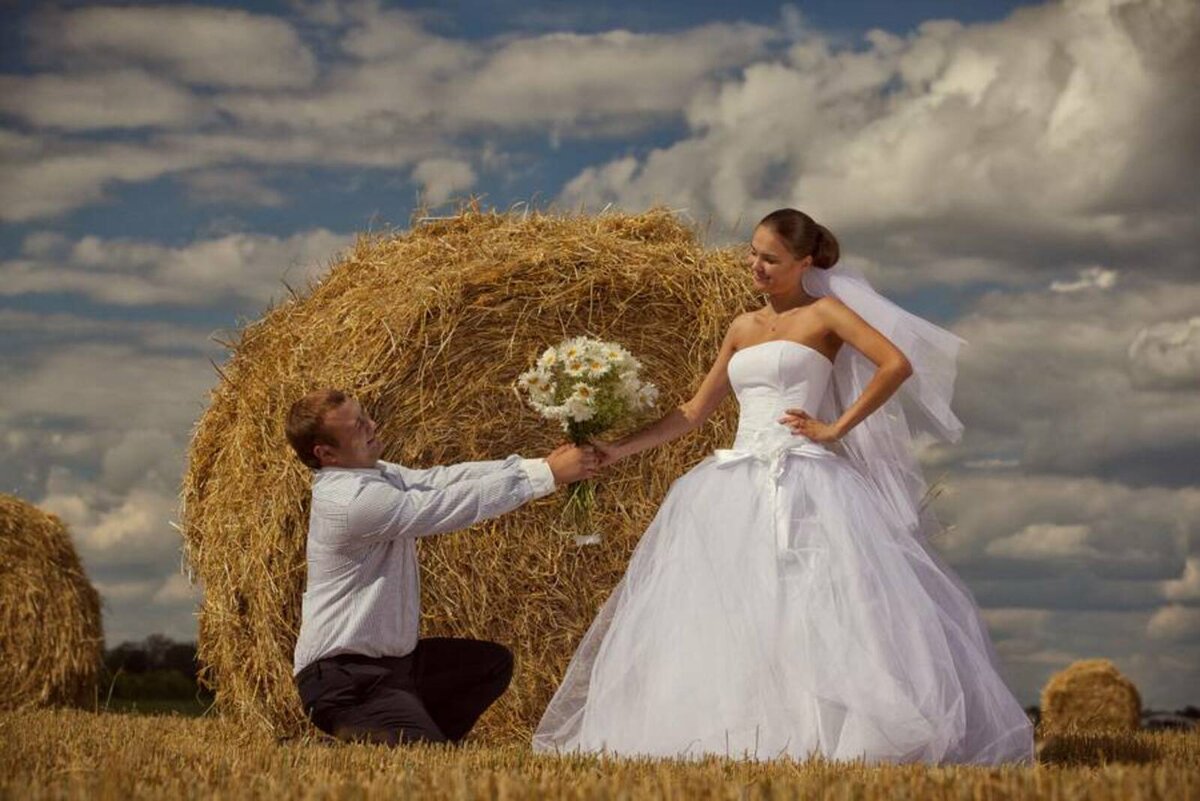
[315,461,385,477]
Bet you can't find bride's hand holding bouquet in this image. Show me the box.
[516,336,659,544]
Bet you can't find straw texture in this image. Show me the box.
[180,207,756,740]
[1041,659,1142,733]
[0,492,104,711]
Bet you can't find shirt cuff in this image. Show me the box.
[519,458,557,499]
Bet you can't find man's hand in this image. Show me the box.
[590,440,621,469]
[546,444,600,485]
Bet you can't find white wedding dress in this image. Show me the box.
[533,339,1034,764]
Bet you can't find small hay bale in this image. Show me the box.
[181,207,755,741]
[1040,658,1141,733]
[0,492,104,710]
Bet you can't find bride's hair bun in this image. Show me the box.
[757,209,840,269]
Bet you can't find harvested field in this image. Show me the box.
[2,708,1198,801]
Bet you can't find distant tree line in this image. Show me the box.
[102,634,213,702]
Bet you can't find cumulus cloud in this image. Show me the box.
[1148,605,1200,642]
[0,5,777,221]
[0,70,210,130]
[1049,266,1118,293]
[412,158,476,205]
[0,228,351,307]
[65,487,181,568]
[0,134,213,222]
[931,472,1200,705]
[180,168,287,207]
[1128,317,1200,390]
[29,5,318,89]
[0,328,218,644]
[985,523,1100,560]
[153,572,201,606]
[945,278,1200,485]
[1163,557,1200,603]
[2,343,215,431]
[561,0,1200,286]
[224,10,777,136]
[932,472,1197,588]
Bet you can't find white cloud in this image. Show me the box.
[412,158,476,205]
[458,25,779,133]
[0,309,220,355]
[1148,605,1200,642]
[214,15,777,137]
[1049,266,1118,293]
[985,523,1099,560]
[0,7,779,222]
[560,0,1200,286]
[0,228,352,307]
[100,429,181,496]
[933,472,1197,586]
[1163,557,1200,603]
[152,572,201,605]
[3,343,214,431]
[0,319,221,646]
[1128,317,1200,390]
[947,278,1200,482]
[0,135,214,222]
[289,0,350,27]
[180,168,287,207]
[81,488,179,559]
[31,5,318,89]
[0,69,209,130]
[93,578,164,604]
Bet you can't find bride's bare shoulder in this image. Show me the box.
[813,296,847,312]
[726,311,760,344]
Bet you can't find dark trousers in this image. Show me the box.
[295,637,513,745]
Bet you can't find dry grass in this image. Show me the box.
[1041,659,1142,734]
[2,709,1198,801]
[180,207,758,740]
[0,493,104,711]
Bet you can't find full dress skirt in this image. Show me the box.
[533,340,1034,764]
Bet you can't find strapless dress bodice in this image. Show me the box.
[727,339,834,451]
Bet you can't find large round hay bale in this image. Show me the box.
[181,207,754,740]
[1040,658,1141,733]
[0,492,104,710]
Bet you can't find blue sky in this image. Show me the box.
[0,0,1197,709]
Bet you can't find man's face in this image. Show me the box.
[314,398,382,469]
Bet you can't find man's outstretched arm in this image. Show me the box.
[344,447,595,546]
[380,458,528,490]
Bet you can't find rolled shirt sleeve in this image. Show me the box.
[519,457,557,499]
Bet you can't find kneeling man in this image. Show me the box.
[286,389,597,745]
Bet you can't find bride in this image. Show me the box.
[532,209,1034,764]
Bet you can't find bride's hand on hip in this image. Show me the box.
[779,409,841,443]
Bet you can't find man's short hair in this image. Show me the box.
[286,389,348,469]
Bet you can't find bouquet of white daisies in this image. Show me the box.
[517,336,659,543]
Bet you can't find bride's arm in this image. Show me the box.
[782,297,913,441]
[597,321,743,466]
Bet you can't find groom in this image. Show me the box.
[285,388,597,745]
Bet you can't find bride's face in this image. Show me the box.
[748,225,810,293]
